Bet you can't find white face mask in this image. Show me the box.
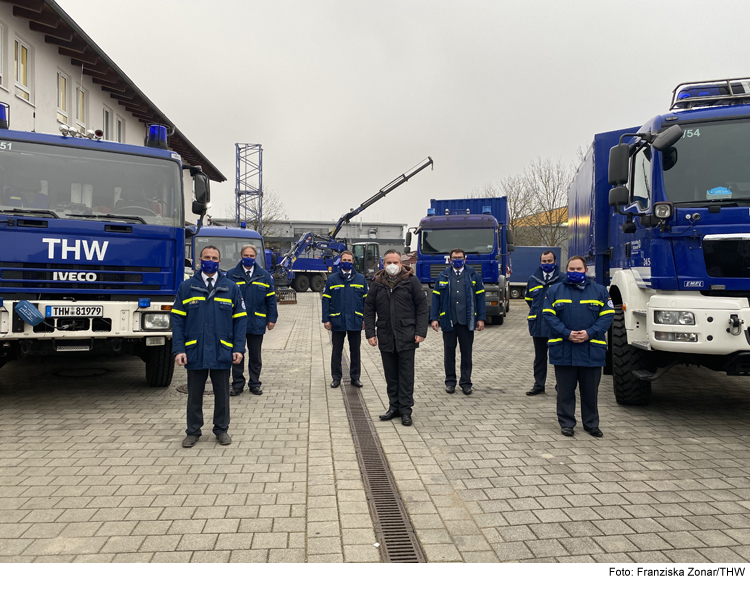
[385,263,400,276]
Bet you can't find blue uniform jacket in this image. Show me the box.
[525,266,562,338]
[171,272,248,370]
[321,270,368,331]
[430,265,486,331]
[227,263,279,335]
[542,278,615,367]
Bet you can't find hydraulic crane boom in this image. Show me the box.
[328,156,433,240]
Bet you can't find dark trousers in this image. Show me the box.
[443,323,474,388]
[554,365,601,430]
[186,368,230,436]
[331,330,361,381]
[380,349,415,415]
[232,334,264,390]
[532,336,549,390]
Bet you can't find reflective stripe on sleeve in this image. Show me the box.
[220,340,233,348]
[355,311,363,316]
[233,312,247,318]
[548,338,562,343]
[528,285,543,292]
[185,340,197,346]
[252,282,270,288]
[599,309,615,316]
[440,312,446,316]
[255,312,267,317]
[329,313,341,317]
[525,297,533,301]
[591,339,607,345]
[266,292,276,297]
[475,289,485,294]
[322,294,332,299]
[527,315,537,319]
[543,308,556,315]
[433,290,441,295]
[171,309,187,316]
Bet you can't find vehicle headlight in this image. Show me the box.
[143,312,171,330]
[654,202,674,219]
[654,310,695,325]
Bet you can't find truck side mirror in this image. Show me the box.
[192,201,207,215]
[506,229,514,244]
[405,231,412,246]
[608,144,630,186]
[609,186,629,207]
[194,173,210,204]
[404,246,411,254]
[652,125,682,151]
[508,244,515,253]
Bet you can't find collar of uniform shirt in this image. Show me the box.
[201,272,217,286]
[454,268,463,277]
[243,266,254,277]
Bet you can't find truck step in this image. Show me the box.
[632,361,679,382]
[54,341,92,352]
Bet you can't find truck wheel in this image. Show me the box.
[492,314,504,326]
[611,305,651,405]
[310,275,325,292]
[145,343,175,388]
[294,274,310,292]
[509,287,524,299]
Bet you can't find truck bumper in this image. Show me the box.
[646,294,750,355]
[0,299,172,349]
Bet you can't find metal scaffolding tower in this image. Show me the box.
[235,143,263,232]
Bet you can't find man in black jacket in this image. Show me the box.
[364,250,428,426]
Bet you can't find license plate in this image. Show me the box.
[45,305,104,318]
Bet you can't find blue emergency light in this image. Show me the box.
[240,221,246,229]
[138,298,151,308]
[482,206,492,214]
[0,103,9,130]
[427,208,435,216]
[146,124,168,149]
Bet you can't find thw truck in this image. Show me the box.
[507,245,562,299]
[0,114,211,387]
[568,77,750,405]
[407,197,513,324]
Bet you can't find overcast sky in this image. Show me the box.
[59,0,750,230]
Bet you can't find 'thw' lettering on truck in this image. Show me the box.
[0,109,211,387]
[569,77,750,405]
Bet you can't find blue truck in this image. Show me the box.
[186,224,266,278]
[0,112,211,387]
[568,76,750,405]
[407,197,513,325]
[507,245,562,299]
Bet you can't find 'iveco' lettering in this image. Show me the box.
[53,272,97,282]
[42,238,109,261]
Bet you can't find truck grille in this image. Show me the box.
[0,263,161,290]
[430,264,449,279]
[703,240,750,277]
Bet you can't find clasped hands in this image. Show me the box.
[568,330,590,343]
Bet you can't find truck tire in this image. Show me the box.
[509,286,524,299]
[145,343,175,388]
[294,274,310,292]
[310,274,325,292]
[492,314,504,326]
[611,305,651,406]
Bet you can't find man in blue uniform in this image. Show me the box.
[172,245,247,448]
[525,250,562,396]
[228,244,278,396]
[322,250,368,388]
[542,255,614,437]
[430,248,486,395]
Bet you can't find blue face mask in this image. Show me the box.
[340,261,353,271]
[567,271,586,284]
[451,258,465,269]
[201,259,220,275]
[242,256,256,268]
[541,263,556,274]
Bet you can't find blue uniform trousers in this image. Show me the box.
[554,365,601,430]
[232,334,264,390]
[331,330,361,381]
[532,336,549,390]
[443,323,474,388]
[186,368,230,436]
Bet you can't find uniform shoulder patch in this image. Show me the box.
[607,299,614,308]
[241,299,246,310]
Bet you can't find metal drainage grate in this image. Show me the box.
[340,355,425,563]
[175,384,213,396]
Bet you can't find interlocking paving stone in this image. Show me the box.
[2,298,750,562]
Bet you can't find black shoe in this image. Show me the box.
[585,427,603,438]
[526,387,544,396]
[216,432,232,445]
[445,385,455,394]
[561,427,574,437]
[230,388,243,397]
[350,379,363,388]
[379,409,399,421]
[401,415,413,426]
[249,386,263,395]
[330,380,341,388]
[461,387,472,396]
[182,435,200,448]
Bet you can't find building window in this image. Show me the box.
[116,117,124,143]
[75,86,86,132]
[103,107,111,140]
[57,72,68,124]
[14,39,30,101]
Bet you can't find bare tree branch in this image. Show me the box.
[223,187,287,240]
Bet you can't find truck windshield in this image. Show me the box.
[662,120,750,204]
[192,236,265,270]
[421,228,495,254]
[0,141,182,225]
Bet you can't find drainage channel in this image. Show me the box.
[340,353,426,563]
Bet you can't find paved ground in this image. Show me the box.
[0,292,749,562]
